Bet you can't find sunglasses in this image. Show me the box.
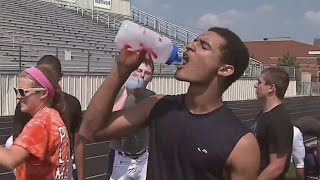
[14,87,45,98]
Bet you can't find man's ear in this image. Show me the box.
[217,64,234,77]
[268,84,276,93]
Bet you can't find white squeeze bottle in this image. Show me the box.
[124,75,144,89]
[115,20,182,65]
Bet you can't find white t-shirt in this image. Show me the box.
[4,135,13,149]
[4,135,16,175]
[292,126,305,168]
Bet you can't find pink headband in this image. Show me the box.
[25,67,55,97]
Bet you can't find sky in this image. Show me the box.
[131,0,320,45]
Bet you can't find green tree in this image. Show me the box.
[277,52,299,68]
[277,52,301,94]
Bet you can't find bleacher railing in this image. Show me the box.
[41,0,198,45]
[0,30,30,48]
[131,6,198,44]
[43,0,111,27]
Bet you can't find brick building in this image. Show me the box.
[245,39,320,81]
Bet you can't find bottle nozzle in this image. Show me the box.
[166,44,181,65]
[125,75,144,90]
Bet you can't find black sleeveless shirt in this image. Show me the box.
[147,95,250,180]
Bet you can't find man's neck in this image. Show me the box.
[185,83,223,115]
[133,87,146,97]
[262,96,282,112]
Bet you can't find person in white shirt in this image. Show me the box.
[292,126,305,180]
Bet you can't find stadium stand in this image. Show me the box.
[0,0,123,73]
[0,0,191,75]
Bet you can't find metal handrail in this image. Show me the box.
[30,0,112,28]
[43,0,198,44]
[131,6,198,43]
[0,30,31,48]
[96,11,110,28]
[131,6,189,33]
[113,19,122,30]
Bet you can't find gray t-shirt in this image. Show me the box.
[292,116,320,138]
[110,89,155,154]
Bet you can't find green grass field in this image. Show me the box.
[285,162,298,180]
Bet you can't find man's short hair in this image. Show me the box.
[208,27,249,92]
[143,58,154,73]
[37,55,62,74]
[262,67,290,99]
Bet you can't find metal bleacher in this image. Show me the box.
[0,0,198,76]
[0,0,125,74]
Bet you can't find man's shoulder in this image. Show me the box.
[142,89,156,99]
[263,104,293,133]
[157,94,184,103]
[208,105,243,126]
[271,103,288,113]
[235,133,258,150]
[228,132,259,168]
[63,93,82,123]
[150,94,185,113]
[264,104,289,119]
[145,89,156,95]
[63,92,81,105]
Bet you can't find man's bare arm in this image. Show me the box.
[113,89,129,112]
[74,133,85,180]
[227,133,260,180]
[258,153,288,180]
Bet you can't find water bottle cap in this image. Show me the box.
[166,44,182,65]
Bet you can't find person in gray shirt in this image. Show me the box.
[106,58,155,180]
